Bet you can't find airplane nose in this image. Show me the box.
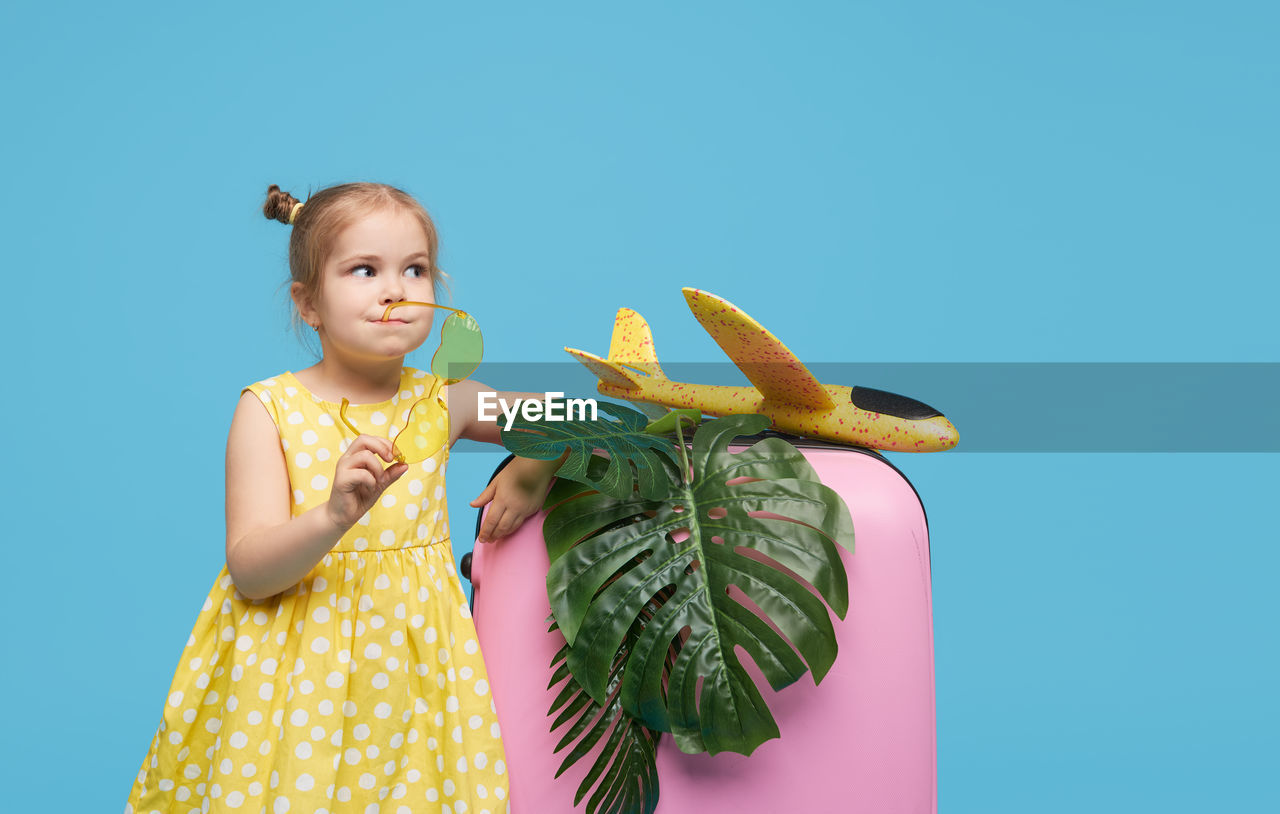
[849,386,943,420]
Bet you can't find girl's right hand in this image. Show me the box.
[325,435,409,531]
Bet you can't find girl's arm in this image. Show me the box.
[446,379,568,542]
[225,391,406,600]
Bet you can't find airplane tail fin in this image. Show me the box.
[565,307,668,391]
[606,308,666,379]
[564,347,642,390]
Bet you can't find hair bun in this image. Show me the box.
[263,184,302,225]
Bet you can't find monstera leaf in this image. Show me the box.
[501,400,681,500]
[542,413,854,757]
[546,613,662,814]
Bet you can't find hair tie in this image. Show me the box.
[289,202,304,225]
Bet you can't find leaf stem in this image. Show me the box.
[673,416,691,486]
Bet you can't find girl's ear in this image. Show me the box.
[292,282,319,329]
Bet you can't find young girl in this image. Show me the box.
[126,182,557,814]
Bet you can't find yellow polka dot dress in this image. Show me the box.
[126,368,509,814]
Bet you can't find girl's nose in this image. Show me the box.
[380,276,406,303]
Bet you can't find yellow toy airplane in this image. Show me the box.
[565,288,958,452]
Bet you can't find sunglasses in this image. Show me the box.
[338,301,483,463]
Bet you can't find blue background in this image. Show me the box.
[2,1,1276,811]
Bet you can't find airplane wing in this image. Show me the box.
[683,288,835,410]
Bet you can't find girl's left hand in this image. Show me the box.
[469,455,563,543]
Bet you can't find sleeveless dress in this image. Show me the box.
[126,367,509,814]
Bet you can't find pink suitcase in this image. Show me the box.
[468,442,937,813]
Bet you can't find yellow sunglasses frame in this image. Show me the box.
[338,301,482,464]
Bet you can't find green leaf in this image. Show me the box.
[642,409,703,436]
[543,413,854,757]
[502,400,682,500]
[547,620,661,814]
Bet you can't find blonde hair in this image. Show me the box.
[263,183,448,349]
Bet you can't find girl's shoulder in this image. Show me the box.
[241,371,289,396]
[239,371,293,425]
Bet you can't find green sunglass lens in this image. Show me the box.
[432,312,483,382]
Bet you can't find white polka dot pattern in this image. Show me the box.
[126,368,508,813]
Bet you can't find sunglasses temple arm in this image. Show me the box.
[338,398,362,437]
[342,396,413,464]
[381,301,466,320]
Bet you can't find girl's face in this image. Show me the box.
[297,206,438,365]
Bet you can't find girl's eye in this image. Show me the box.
[351,265,375,278]
[405,264,428,279]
